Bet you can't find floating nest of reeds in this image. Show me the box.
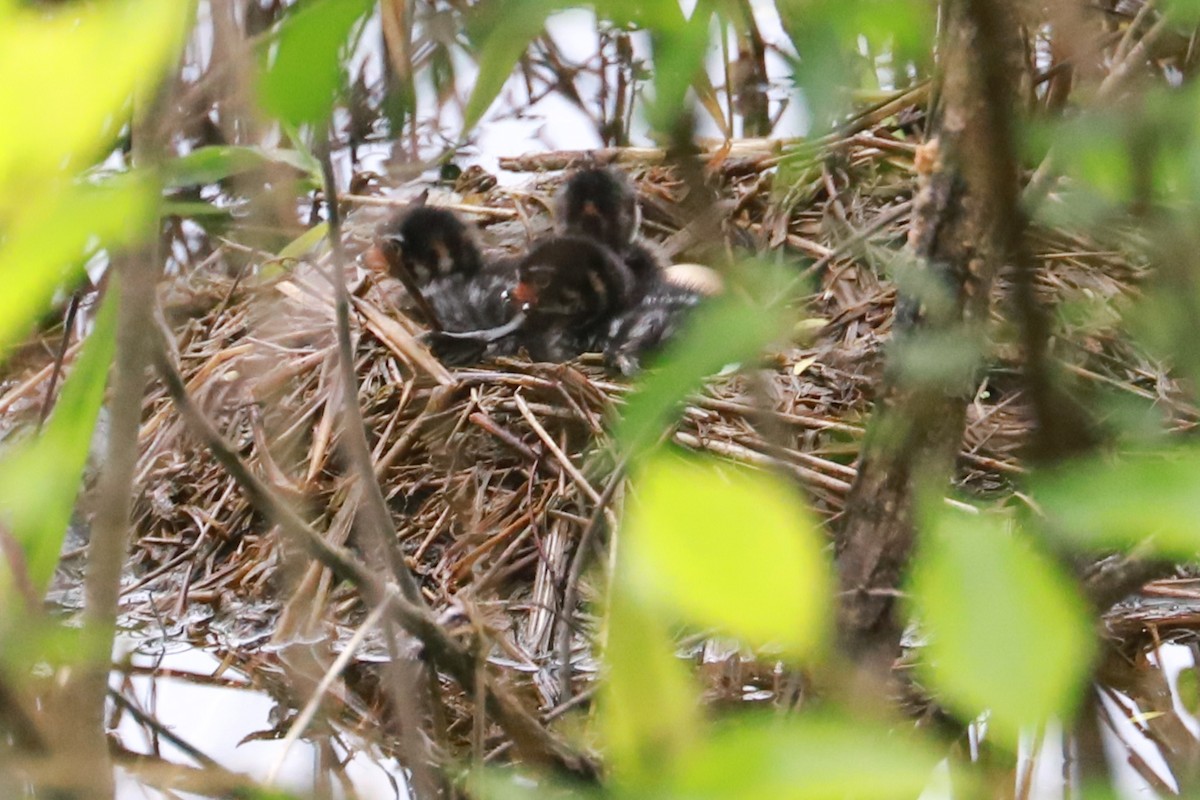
[7,107,1198,755]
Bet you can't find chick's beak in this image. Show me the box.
[511,281,538,307]
[363,244,391,274]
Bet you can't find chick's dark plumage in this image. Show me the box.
[370,205,522,363]
[509,235,634,362]
[557,166,663,295]
[375,205,483,285]
[557,167,638,247]
[422,267,521,364]
[605,279,704,376]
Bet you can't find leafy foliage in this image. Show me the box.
[622,451,831,659]
[908,507,1095,746]
[258,0,375,127]
[6,0,1200,797]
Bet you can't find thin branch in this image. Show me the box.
[316,138,422,605]
[555,462,625,702]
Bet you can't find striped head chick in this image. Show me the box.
[556,166,641,249]
[509,235,634,361]
[366,205,483,286]
[556,165,664,296]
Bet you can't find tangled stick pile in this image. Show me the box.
[2,105,1187,755]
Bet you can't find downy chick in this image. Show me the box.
[508,235,634,362]
[367,205,518,362]
[556,166,662,297]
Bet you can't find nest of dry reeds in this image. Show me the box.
[4,103,1191,757]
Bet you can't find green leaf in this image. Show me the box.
[642,3,713,135]
[667,714,947,800]
[1035,446,1200,558]
[0,175,158,355]
[0,0,189,201]
[462,1,561,134]
[0,616,111,675]
[623,451,831,659]
[601,587,702,788]
[0,288,117,596]
[1178,669,1200,717]
[776,0,932,132]
[278,221,330,261]
[258,0,374,126]
[908,507,1095,746]
[614,271,796,458]
[164,145,319,188]
[1166,0,1200,25]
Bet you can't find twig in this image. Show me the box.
[317,139,423,605]
[37,291,83,431]
[513,392,602,505]
[341,193,519,220]
[266,599,390,784]
[555,464,625,702]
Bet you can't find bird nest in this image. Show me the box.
[7,117,1193,755]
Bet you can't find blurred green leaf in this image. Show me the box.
[1166,0,1200,25]
[623,451,831,659]
[667,714,947,799]
[160,200,237,219]
[0,616,112,675]
[1178,669,1200,717]
[164,145,319,188]
[1035,446,1200,558]
[776,0,932,131]
[598,0,692,30]
[614,274,795,458]
[462,1,562,133]
[0,288,116,597]
[0,175,157,355]
[601,587,702,788]
[278,222,330,261]
[259,0,374,126]
[908,507,1095,746]
[890,329,984,389]
[642,3,713,134]
[0,0,189,203]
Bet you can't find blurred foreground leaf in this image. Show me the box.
[601,587,702,788]
[468,770,602,800]
[776,0,932,131]
[165,145,320,188]
[908,507,1095,746]
[0,0,189,201]
[463,1,562,133]
[0,175,157,355]
[623,452,831,659]
[614,280,794,458]
[278,221,331,261]
[259,0,374,126]
[1035,447,1200,558]
[640,3,713,134]
[0,289,117,598]
[666,714,946,800]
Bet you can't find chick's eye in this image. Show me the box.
[533,273,552,289]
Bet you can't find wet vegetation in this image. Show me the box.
[7,0,1200,798]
